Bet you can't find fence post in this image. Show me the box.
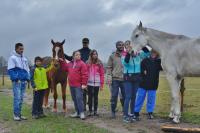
[2,69,4,86]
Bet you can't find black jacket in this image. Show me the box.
[140,57,162,90]
[64,47,91,63]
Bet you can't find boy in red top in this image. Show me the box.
[60,51,88,120]
[86,50,104,116]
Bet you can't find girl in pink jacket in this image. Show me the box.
[86,50,104,116]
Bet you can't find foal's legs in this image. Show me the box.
[53,84,58,112]
[61,82,67,113]
[43,88,50,108]
[166,74,181,123]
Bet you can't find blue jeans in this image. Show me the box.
[123,80,139,117]
[70,87,84,114]
[134,88,156,114]
[110,80,125,113]
[12,81,26,117]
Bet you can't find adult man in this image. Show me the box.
[8,43,30,121]
[106,41,125,118]
[65,38,91,111]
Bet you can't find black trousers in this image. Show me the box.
[32,90,45,116]
[83,90,87,111]
[87,86,99,112]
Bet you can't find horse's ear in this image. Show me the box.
[61,39,65,45]
[51,39,55,45]
[138,21,143,30]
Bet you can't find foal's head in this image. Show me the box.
[51,39,65,68]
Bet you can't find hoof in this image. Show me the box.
[62,109,67,113]
[52,108,58,113]
[172,117,180,124]
[43,104,51,109]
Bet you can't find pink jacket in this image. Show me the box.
[87,63,104,88]
[60,60,88,88]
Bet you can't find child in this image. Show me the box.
[60,51,88,120]
[134,50,162,120]
[86,50,104,116]
[30,56,49,119]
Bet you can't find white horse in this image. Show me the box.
[131,22,200,123]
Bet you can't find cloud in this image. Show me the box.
[0,0,200,62]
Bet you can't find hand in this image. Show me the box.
[59,58,64,61]
[81,85,87,90]
[106,80,112,86]
[100,86,103,91]
[34,88,38,91]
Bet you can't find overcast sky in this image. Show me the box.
[1,0,200,62]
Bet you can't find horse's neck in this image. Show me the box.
[146,28,189,57]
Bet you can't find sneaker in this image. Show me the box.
[123,116,131,123]
[94,112,99,117]
[39,114,46,118]
[13,116,21,121]
[130,115,136,122]
[32,115,39,119]
[111,112,116,119]
[70,112,79,118]
[135,115,140,121]
[20,116,27,120]
[148,113,154,119]
[80,112,86,120]
[88,112,92,117]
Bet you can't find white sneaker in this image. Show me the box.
[80,112,85,120]
[70,112,79,118]
[13,116,21,121]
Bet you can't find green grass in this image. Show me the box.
[0,92,110,133]
[0,75,200,133]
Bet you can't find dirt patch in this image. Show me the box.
[1,88,200,133]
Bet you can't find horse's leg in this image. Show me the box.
[61,82,67,113]
[43,88,50,108]
[166,74,182,123]
[180,79,185,112]
[53,84,58,112]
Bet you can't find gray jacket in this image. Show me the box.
[106,51,123,81]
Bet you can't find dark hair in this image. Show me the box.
[34,56,43,63]
[72,50,80,57]
[116,41,123,46]
[82,38,89,43]
[15,43,23,50]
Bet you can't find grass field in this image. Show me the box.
[0,75,200,132]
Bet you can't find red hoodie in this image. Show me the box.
[60,60,88,88]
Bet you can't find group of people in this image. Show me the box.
[7,37,162,123]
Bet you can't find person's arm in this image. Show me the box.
[81,62,88,88]
[30,66,36,89]
[99,64,104,90]
[106,55,113,84]
[64,53,73,61]
[158,59,163,71]
[7,57,18,81]
[59,59,68,72]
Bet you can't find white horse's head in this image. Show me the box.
[131,21,148,52]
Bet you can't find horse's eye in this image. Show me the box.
[135,34,139,38]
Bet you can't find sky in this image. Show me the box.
[1,0,200,63]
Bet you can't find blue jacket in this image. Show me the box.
[7,51,30,81]
[121,51,150,74]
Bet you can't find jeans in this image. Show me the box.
[83,90,87,111]
[110,80,125,113]
[123,80,139,117]
[70,87,84,114]
[32,90,45,116]
[134,88,156,114]
[87,86,99,112]
[12,81,26,117]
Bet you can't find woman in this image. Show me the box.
[86,50,104,116]
[60,51,88,120]
[121,44,150,123]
